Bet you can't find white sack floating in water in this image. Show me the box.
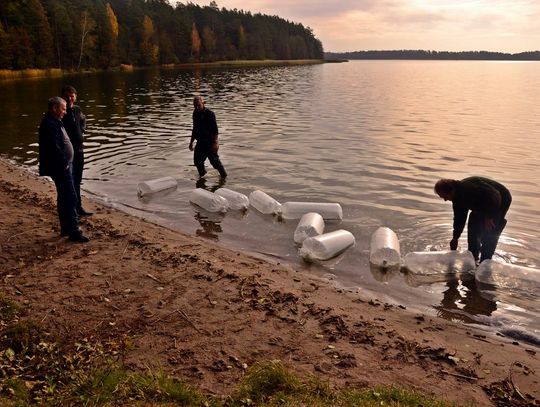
[137,176,177,197]
[281,202,343,220]
[249,190,282,215]
[403,250,476,285]
[215,188,249,210]
[403,250,476,275]
[300,229,355,261]
[369,227,401,268]
[189,188,229,213]
[294,212,325,244]
[476,260,540,291]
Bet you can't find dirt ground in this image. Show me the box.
[0,158,538,406]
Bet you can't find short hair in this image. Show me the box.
[434,179,456,195]
[61,85,77,96]
[193,95,204,104]
[48,96,66,110]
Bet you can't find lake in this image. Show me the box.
[1,60,539,345]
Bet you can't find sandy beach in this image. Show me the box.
[0,158,538,406]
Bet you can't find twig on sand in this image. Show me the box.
[146,273,162,284]
[151,308,178,324]
[120,227,136,259]
[178,309,203,333]
[151,308,204,333]
[441,370,478,381]
[509,361,527,400]
[239,278,246,299]
[7,231,27,242]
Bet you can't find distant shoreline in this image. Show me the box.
[325,50,540,61]
[0,59,325,81]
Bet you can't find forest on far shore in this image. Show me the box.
[0,0,324,71]
[325,50,540,61]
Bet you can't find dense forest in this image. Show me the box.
[325,50,540,61]
[0,0,324,70]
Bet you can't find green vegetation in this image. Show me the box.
[0,0,323,71]
[0,294,18,321]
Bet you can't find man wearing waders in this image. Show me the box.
[434,176,511,264]
[189,96,227,178]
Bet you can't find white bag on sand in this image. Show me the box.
[189,189,229,213]
[215,188,249,210]
[249,190,282,215]
[281,202,343,220]
[294,212,325,244]
[137,176,177,197]
[300,229,355,261]
[370,227,401,267]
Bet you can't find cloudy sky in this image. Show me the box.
[182,0,540,53]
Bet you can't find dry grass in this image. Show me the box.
[0,68,62,80]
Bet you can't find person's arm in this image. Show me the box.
[209,110,219,153]
[40,121,69,172]
[451,202,468,250]
[78,107,86,133]
[189,111,196,151]
[478,184,502,231]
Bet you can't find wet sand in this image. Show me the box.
[0,158,538,406]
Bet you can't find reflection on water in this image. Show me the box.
[1,61,539,341]
[436,275,497,324]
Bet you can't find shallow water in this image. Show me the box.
[1,61,539,344]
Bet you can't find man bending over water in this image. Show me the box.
[434,176,511,264]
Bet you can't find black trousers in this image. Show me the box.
[50,164,79,235]
[467,212,508,262]
[194,144,227,177]
[72,150,84,211]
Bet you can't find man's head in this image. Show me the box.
[434,179,457,201]
[61,85,77,107]
[48,97,67,120]
[193,96,205,112]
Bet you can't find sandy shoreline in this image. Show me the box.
[0,158,538,406]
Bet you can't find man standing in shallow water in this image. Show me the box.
[434,176,511,264]
[189,96,227,178]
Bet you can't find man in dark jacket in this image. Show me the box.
[188,96,227,178]
[61,85,92,216]
[434,176,511,263]
[39,97,89,243]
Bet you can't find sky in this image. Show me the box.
[179,0,540,53]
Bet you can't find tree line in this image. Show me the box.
[325,50,540,61]
[0,0,324,70]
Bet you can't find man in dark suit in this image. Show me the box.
[61,85,92,216]
[434,176,511,263]
[188,95,227,178]
[39,97,90,243]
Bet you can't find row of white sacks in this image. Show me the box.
[188,188,353,261]
[137,178,352,260]
[137,178,539,286]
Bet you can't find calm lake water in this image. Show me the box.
[1,60,539,344]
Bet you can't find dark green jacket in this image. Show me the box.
[452,176,511,239]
